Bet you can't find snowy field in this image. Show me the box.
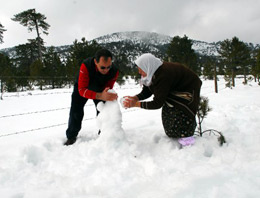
[0,77,260,198]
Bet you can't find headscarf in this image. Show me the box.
[134,53,163,86]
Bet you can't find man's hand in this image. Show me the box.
[122,96,140,108]
[96,87,118,101]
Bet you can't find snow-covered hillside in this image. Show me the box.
[0,31,221,58]
[96,31,220,56]
[0,77,260,197]
[192,40,221,56]
[95,31,172,45]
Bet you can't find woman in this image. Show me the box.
[123,53,202,146]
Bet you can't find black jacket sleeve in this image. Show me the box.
[136,85,153,100]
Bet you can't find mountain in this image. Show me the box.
[95,31,172,45]
[192,40,221,56]
[95,31,172,63]
[0,31,221,60]
[96,31,220,58]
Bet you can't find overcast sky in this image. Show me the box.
[1,0,260,49]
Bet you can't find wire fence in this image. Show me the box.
[0,107,71,119]
[0,108,139,138]
[0,80,231,138]
[0,76,136,97]
[1,84,140,99]
[0,82,142,138]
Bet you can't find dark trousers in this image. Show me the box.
[66,89,102,139]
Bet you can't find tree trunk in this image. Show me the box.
[243,68,247,84]
[0,80,3,100]
[214,64,218,93]
[34,20,42,61]
[232,69,235,87]
[197,113,202,136]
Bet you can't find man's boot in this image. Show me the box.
[64,138,76,146]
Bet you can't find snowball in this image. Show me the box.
[107,89,116,94]
[119,97,127,108]
[119,96,134,108]
[96,101,104,112]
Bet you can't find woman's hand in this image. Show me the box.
[122,96,140,108]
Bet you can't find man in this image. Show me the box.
[123,53,202,146]
[64,49,119,146]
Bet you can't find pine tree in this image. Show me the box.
[65,38,102,82]
[166,35,200,74]
[0,53,16,92]
[0,22,6,44]
[196,96,212,136]
[12,9,50,61]
[218,39,232,87]
[113,53,131,85]
[65,58,78,86]
[14,41,40,90]
[68,38,102,67]
[231,37,251,84]
[219,37,252,87]
[202,56,215,80]
[44,47,64,88]
[30,59,44,90]
[255,49,260,83]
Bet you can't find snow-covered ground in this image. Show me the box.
[0,77,260,198]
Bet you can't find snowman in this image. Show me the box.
[96,89,127,147]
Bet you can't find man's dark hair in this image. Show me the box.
[95,49,113,62]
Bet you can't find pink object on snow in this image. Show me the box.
[178,136,195,146]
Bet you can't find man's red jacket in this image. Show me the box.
[76,57,119,99]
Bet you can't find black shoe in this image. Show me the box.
[64,138,76,146]
[98,130,101,135]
